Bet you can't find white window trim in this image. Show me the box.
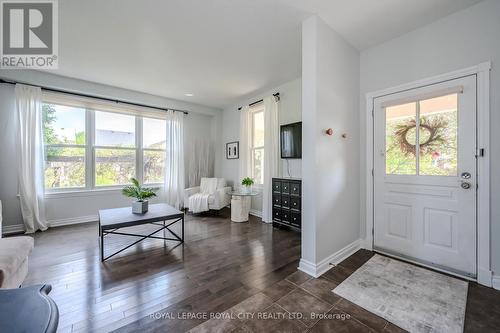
[43,98,166,195]
[249,104,265,186]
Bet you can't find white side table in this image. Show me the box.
[230,191,259,222]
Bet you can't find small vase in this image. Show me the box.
[243,185,251,194]
[132,200,148,214]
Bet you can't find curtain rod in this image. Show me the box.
[0,78,189,115]
[237,92,280,111]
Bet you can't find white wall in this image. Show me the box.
[359,0,500,275]
[300,16,360,275]
[0,70,220,232]
[216,78,302,214]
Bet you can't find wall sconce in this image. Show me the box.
[325,128,333,136]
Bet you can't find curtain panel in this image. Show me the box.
[262,96,279,223]
[15,84,48,233]
[164,110,185,210]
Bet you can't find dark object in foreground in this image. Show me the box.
[0,284,59,333]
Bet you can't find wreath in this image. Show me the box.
[394,117,447,156]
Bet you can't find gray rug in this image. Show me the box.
[333,254,468,333]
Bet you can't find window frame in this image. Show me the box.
[249,104,265,186]
[42,98,167,194]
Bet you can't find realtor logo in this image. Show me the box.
[1,0,58,68]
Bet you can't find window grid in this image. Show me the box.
[43,102,166,193]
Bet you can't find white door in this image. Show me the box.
[373,76,477,278]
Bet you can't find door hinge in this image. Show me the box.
[372,107,374,117]
[372,228,374,236]
[372,168,374,176]
[477,148,485,157]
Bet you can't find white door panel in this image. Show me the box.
[374,76,477,277]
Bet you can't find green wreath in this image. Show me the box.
[394,117,447,156]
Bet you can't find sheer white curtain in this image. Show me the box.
[16,84,48,233]
[164,110,185,209]
[238,105,251,187]
[262,96,279,223]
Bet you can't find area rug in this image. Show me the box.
[333,254,468,333]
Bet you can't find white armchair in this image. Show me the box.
[184,178,231,213]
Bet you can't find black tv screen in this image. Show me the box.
[280,122,302,158]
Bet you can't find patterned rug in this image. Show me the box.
[333,254,468,333]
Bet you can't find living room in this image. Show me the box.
[1,1,500,332]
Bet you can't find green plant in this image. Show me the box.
[122,178,158,201]
[241,177,254,187]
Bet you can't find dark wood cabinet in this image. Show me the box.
[272,178,301,231]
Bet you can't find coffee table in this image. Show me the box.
[98,203,184,262]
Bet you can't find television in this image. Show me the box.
[280,122,302,159]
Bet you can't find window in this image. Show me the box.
[385,93,458,176]
[250,104,265,184]
[43,103,87,189]
[42,98,167,191]
[95,111,136,186]
[142,117,166,183]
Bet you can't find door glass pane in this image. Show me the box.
[143,117,166,149]
[385,102,417,175]
[45,147,85,189]
[144,150,165,184]
[253,111,264,147]
[95,111,135,147]
[95,148,135,186]
[418,94,458,176]
[43,103,86,145]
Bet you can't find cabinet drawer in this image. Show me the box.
[281,195,290,208]
[281,209,291,223]
[281,181,290,194]
[290,182,301,196]
[290,196,301,211]
[272,180,282,192]
[272,207,281,221]
[273,194,281,206]
[291,212,301,227]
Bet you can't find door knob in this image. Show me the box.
[461,182,471,189]
[461,172,471,179]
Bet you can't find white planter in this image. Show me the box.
[132,200,148,214]
[242,186,252,194]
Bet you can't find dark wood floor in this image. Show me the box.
[23,209,500,332]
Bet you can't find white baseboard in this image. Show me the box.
[47,215,98,228]
[298,238,362,278]
[2,224,25,235]
[1,215,98,236]
[492,275,500,291]
[249,209,262,218]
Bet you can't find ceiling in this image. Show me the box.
[51,0,483,109]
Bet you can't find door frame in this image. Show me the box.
[364,62,491,287]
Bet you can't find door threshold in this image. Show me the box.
[373,247,477,282]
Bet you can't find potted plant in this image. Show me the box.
[241,177,254,194]
[122,178,158,214]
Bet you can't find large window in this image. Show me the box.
[250,104,265,184]
[42,99,167,191]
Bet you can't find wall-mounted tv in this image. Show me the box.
[280,122,302,159]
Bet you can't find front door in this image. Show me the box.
[373,75,477,278]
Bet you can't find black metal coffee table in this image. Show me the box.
[98,203,184,262]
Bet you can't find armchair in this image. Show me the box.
[184,178,231,213]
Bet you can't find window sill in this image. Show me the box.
[45,184,164,199]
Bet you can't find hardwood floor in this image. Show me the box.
[24,209,301,332]
[23,209,500,332]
